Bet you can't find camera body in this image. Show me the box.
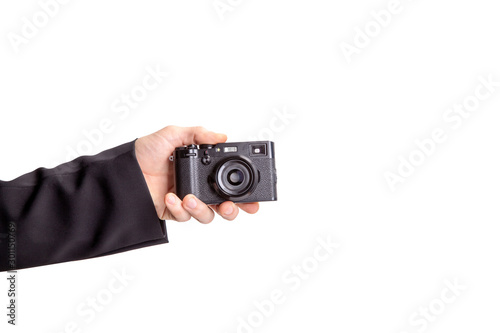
[173,141,277,205]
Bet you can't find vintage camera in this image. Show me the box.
[172,141,277,205]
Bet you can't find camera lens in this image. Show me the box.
[228,170,244,186]
[213,157,258,200]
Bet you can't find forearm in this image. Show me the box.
[0,140,168,271]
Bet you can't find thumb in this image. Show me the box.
[171,126,227,146]
[194,130,227,145]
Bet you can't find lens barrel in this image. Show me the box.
[213,157,258,200]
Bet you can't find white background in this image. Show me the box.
[1,0,500,332]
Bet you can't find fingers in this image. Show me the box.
[165,193,216,223]
[236,202,260,214]
[211,202,240,221]
[164,193,191,222]
[210,202,259,220]
[164,193,259,223]
[164,125,227,148]
[181,195,215,224]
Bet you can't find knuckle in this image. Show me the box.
[199,211,215,223]
[164,125,176,133]
[178,216,191,222]
[202,216,214,224]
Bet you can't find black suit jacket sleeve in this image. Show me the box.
[0,140,168,272]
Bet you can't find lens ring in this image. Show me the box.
[213,157,258,200]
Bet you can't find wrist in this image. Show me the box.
[134,138,163,218]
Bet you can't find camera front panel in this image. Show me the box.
[173,141,277,205]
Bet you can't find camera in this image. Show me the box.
[172,141,277,205]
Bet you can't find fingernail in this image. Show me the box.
[166,194,176,205]
[187,197,197,209]
[223,204,234,216]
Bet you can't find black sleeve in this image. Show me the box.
[0,140,168,272]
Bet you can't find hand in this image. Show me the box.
[134,126,259,222]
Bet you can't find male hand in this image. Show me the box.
[135,126,259,222]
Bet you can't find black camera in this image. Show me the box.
[172,141,277,205]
